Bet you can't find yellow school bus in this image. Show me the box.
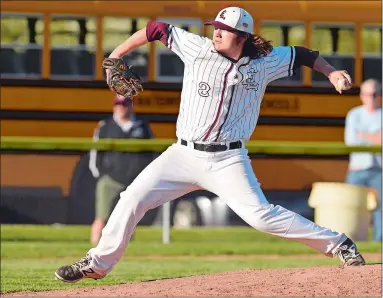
[1,0,381,141]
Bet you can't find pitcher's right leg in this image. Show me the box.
[55,144,201,283]
[203,148,365,266]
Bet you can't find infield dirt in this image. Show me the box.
[6,263,382,297]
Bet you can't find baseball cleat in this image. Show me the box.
[334,238,366,267]
[54,253,104,283]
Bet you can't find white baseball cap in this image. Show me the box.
[205,7,254,35]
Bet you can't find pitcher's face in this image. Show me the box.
[212,28,239,52]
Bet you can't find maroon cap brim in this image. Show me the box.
[204,20,237,32]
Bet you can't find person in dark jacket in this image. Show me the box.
[89,95,154,244]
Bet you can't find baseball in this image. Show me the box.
[337,78,351,91]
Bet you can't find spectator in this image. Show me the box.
[344,78,382,241]
[89,95,155,245]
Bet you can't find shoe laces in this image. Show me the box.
[336,243,358,262]
[73,253,92,271]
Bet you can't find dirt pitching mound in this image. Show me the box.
[7,264,382,297]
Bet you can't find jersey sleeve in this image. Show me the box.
[265,46,296,84]
[146,21,208,63]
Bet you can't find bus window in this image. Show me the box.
[50,15,96,79]
[261,21,304,85]
[312,23,355,86]
[103,17,149,81]
[362,25,382,81]
[260,22,283,46]
[1,13,43,77]
[155,18,202,83]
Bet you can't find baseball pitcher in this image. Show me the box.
[55,7,365,283]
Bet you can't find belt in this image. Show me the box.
[180,139,242,152]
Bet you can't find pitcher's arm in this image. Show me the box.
[294,46,352,94]
[108,28,148,59]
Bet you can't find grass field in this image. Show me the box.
[1,225,381,294]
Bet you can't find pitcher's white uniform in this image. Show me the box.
[88,8,346,275]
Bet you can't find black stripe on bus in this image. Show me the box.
[0,110,178,123]
[0,78,361,95]
[0,110,346,126]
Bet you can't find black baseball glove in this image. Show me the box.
[102,58,143,97]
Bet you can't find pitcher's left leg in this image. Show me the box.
[203,148,364,265]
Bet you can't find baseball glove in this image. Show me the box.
[102,58,143,97]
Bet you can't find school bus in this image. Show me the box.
[1,1,381,225]
[1,0,381,141]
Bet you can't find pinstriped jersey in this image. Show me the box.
[147,22,296,143]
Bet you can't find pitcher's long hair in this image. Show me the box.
[237,32,273,59]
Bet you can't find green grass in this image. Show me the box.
[2,240,382,259]
[1,225,381,294]
[2,225,281,242]
[2,258,349,294]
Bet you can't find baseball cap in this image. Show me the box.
[113,94,132,106]
[204,7,254,35]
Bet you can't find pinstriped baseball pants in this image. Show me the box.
[88,142,347,275]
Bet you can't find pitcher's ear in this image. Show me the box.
[236,31,250,41]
